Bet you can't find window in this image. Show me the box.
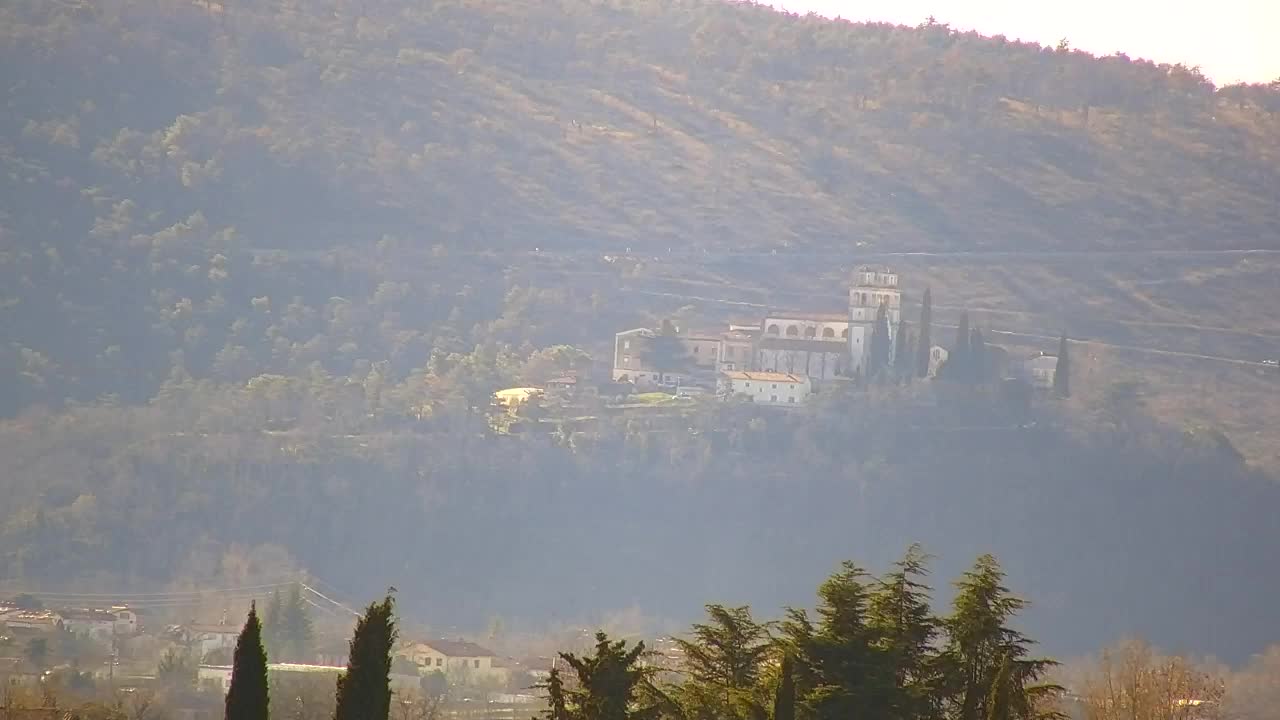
[474,659,481,668]
[841,329,849,338]
[823,327,835,338]
[786,325,799,337]
[623,340,630,349]
[692,346,699,354]
[772,384,777,389]
[771,395,778,402]
[623,355,631,364]
[767,324,780,335]
[436,658,443,667]
[805,327,816,338]
[789,397,796,403]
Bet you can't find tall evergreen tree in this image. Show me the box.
[985,653,1013,720]
[559,632,654,720]
[784,562,880,720]
[940,311,970,381]
[867,545,940,720]
[916,289,933,378]
[969,329,987,385]
[282,583,315,662]
[893,320,911,383]
[941,556,1059,720]
[868,303,893,379]
[263,590,284,655]
[540,667,573,720]
[334,594,397,720]
[1053,337,1070,398]
[225,603,269,720]
[773,655,795,720]
[674,605,773,720]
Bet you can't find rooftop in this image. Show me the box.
[764,310,849,322]
[722,371,808,384]
[421,639,497,658]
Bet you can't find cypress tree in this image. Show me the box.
[1053,336,1070,398]
[334,594,397,720]
[916,288,933,379]
[282,583,314,662]
[225,603,269,720]
[868,303,892,379]
[940,311,970,382]
[773,654,795,720]
[893,320,911,383]
[969,329,987,385]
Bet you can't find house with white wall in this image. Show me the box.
[397,639,509,687]
[720,371,812,406]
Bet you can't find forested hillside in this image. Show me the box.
[3,0,1280,665]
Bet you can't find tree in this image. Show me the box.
[868,303,893,380]
[264,590,284,655]
[225,603,269,720]
[939,311,970,382]
[673,605,774,720]
[157,647,197,690]
[893,320,911,383]
[558,632,654,720]
[281,583,315,662]
[643,322,691,386]
[773,655,795,720]
[916,289,933,379]
[941,555,1061,720]
[867,545,940,720]
[1075,639,1223,720]
[335,594,398,720]
[1053,337,1070,398]
[784,562,880,720]
[969,329,987,384]
[25,638,48,670]
[540,667,573,720]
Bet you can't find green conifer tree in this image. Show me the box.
[868,304,893,380]
[969,329,987,385]
[674,605,773,720]
[559,632,654,720]
[941,556,1059,720]
[867,545,940,720]
[263,590,284,655]
[893,320,911,383]
[773,655,795,720]
[916,289,933,378]
[225,603,269,720]
[940,312,970,381]
[1053,337,1070,398]
[334,594,397,720]
[282,583,314,662]
[985,653,1013,720]
[540,667,573,720]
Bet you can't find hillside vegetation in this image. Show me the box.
[3,0,1280,666]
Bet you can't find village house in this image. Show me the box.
[720,371,812,406]
[396,639,509,687]
[186,623,242,657]
[927,346,949,378]
[0,610,63,633]
[1022,352,1059,390]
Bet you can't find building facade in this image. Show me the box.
[848,266,903,376]
[720,371,812,405]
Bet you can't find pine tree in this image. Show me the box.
[941,556,1059,720]
[559,632,654,720]
[225,603,269,720]
[985,653,1012,720]
[893,320,911,383]
[540,667,573,720]
[674,605,773,720]
[773,655,795,720]
[335,594,398,720]
[785,562,880,720]
[916,289,933,379]
[867,545,940,720]
[1053,337,1070,398]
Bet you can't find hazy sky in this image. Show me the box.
[768,0,1280,84]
